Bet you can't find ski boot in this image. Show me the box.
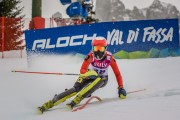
[37,106,45,114]
[66,94,83,110]
[37,100,54,114]
[37,88,77,114]
[66,101,76,110]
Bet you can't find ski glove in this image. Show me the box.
[118,87,127,99]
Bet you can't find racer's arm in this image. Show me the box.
[110,56,123,88]
[80,53,93,74]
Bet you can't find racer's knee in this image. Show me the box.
[100,76,108,88]
[73,82,83,92]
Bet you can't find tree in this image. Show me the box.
[0,0,25,51]
[95,0,111,22]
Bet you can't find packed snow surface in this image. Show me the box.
[0,51,180,120]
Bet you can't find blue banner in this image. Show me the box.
[25,19,179,57]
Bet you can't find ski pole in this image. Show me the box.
[11,70,80,76]
[127,88,146,94]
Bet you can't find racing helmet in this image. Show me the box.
[92,37,107,60]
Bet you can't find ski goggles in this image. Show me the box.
[93,46,106,52]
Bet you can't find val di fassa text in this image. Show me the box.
[32,26,173,50]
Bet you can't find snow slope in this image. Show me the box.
[0,51,180,120]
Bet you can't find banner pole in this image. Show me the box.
[2,16,4,59]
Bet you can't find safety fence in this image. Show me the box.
[0,17,80,58]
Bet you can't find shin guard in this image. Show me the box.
[52,87,77,106]
[72,77,104,105]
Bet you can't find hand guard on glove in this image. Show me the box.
[118,87,127,99]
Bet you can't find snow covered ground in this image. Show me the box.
[0,51,180,120]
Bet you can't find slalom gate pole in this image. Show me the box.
[11,70,80,76]
[72,89,146,112]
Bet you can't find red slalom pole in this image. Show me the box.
[72,96,102,112]
[72,89,146,112]
[12,70,79,76]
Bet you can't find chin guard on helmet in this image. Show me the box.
[91,37,108,60]
[93,47,107,60]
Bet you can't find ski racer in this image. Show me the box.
[38,37,127,113]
